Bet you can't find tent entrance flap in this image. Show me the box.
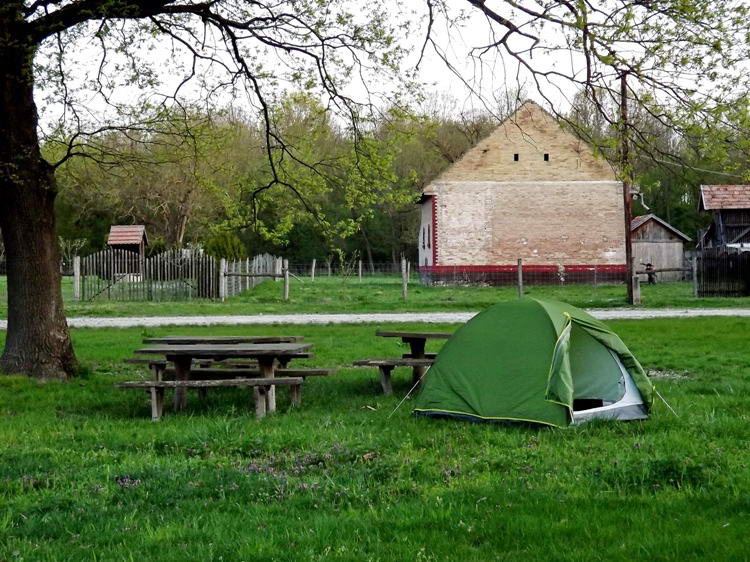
[571,350,648,424]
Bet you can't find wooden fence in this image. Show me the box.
[220,254,283,300]
[697,246,750,297]
[74,249,280,302]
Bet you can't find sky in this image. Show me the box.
[34,0,746,139]
[35,1,588,137]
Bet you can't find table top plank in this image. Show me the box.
[134,343,312,358]
[375,330,452,340]
[143,335,303,344]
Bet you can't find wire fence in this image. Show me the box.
[3,250,748,309]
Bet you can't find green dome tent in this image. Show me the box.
[413,298,654,427]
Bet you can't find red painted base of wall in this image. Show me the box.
[419,264,627,286]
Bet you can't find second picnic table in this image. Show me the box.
[134,342,312,413]
[375,329,451,384]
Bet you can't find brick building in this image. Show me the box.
[418,101,626,284]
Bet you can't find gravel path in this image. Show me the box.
[2,308,750,329]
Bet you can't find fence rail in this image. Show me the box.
[220,254,281,300]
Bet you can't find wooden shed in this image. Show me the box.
[698,185,750,248]
[631,214,691,281]
[107,225,148,258]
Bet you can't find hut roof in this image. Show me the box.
[631,214,691,242]
[700,185,750,210]
[107,225,148,246]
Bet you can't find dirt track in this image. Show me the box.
[3,308,750,330]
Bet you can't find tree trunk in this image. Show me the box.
[360,224,376,273]
[0,12,78,379]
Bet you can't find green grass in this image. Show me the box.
[1,319,750,560]
[4,275,750,318]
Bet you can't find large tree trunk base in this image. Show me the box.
[0,348,78,380]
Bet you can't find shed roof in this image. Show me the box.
[631,214,691,242]
[700,185,750,210]
[107,225,148,246]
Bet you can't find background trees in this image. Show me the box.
[49,92,510,267]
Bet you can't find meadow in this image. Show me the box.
[1,318,749,560]
[3,275,750,318]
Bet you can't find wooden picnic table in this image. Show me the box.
[143,335,304,345]
[375,330,452,385]
[134,342,312,413]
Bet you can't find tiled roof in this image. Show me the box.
[107,225,147,246]
[631,214,691,242]
[700,185,750,210]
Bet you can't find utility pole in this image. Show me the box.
[620,71,634,304]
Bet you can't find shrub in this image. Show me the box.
[204,231,247,260]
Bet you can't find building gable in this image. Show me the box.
[631,214,691,242]
[431,101,616,185]
[418,100,625,269]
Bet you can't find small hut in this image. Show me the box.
[631,214,691,281]
[107,225,148,258]
[107,225,148,279]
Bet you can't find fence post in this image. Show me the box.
[243,258,252,291]
[327,259,332,276]
[219,258,227,301]
[283,258,289,301]
[401,257,408,300]
[516,258,523,299]
[358,259,362,282]
[692,254,698,297]
[632,273,641,305]
[73,255,81,302]
[311,258,316,281]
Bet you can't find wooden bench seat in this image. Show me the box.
[124,358,246,368]
[159,367,335,380]
[402,352,438,359]
[115,377,304,421]
[352,358,434,395]
[126,354,312,370]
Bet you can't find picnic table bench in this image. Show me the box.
[115,377,304,421]
[125,353,313,370]
[375,330,450,383]
[157,367,333,380]
[352,358,434,395]
[142,335,304,344]
[119,335,337,421]
[130,342,312,413]
[352,330,449,394]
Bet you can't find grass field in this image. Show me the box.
[3,275,750,318]
[1,319,749,560]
